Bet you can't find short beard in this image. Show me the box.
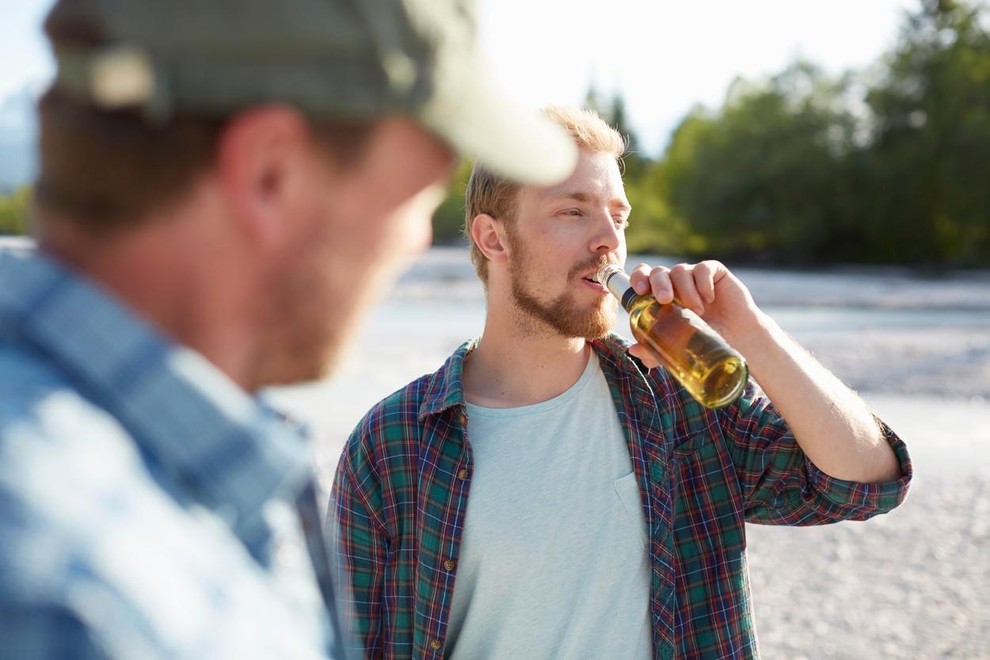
[507,241,616,340]
[245,229,341,390]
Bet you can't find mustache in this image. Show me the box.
[568,255,618,280]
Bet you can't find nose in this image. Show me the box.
[591,209,623,255]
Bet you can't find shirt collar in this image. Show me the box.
[417,334,640,419]
[0,248,312,548]
[419,338,475,418]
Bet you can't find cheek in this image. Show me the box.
[387,202,432,254]
[383,183,444,256]
[330,199,414,258]
[344,184,442,297]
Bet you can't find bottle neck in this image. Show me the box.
[596,263,639,311]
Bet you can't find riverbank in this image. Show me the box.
[273,247,989,659]
[5,239,987,657]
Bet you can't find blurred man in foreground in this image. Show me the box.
[331,107,911,658]
[0,0,576,657]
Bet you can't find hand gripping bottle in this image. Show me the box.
[597,263,748,408]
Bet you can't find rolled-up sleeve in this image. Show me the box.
[723,384,913,526]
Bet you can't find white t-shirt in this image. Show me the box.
[447,352,652,659]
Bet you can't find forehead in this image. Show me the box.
[526,149,626,205]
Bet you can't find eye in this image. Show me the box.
[559,208,583,217]
[614,215,629,228]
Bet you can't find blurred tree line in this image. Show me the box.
[0,187,31,236]
[433,0,990,268]
[3,1,987,268]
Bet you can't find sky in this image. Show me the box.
[1,0,920,154]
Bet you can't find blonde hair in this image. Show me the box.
[464,106,626,283]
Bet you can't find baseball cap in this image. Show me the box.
[45,0,577,186]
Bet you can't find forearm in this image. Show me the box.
[630,260,902,483]
[727,310,901,484]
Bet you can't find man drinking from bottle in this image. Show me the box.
[330,106,912,659]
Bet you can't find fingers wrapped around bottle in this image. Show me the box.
[628,261,727,316]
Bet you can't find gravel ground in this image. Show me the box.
[8,237,988,656]
[747,395,990,660]
[733,262,990,657]
[270,248,990,659]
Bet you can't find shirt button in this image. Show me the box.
[443,559,456,571]
[457,469,469,480]
[430,639,442,650]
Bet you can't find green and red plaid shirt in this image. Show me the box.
[330,335,911,659]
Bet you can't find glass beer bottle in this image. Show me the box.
[597,263,748,408]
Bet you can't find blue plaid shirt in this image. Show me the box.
[0,248,340,658]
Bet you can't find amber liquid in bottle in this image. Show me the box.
[597,263,748,408]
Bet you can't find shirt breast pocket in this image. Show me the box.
[613,472,648,548]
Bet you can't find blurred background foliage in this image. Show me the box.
[0,186,30,236]
[3,1,988,268]
[432,0,990,268]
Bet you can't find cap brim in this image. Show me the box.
[419,55,577,186]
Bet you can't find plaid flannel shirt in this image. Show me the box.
[331,336,912,659]
[0,248,342,659]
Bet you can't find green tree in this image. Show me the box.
[657,62,861,264]
[584,85,648,178]
[431,159,475,244]
[0,187,32,236]
[864,0,990,266]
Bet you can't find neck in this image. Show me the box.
[463,305,592,408]
[37,191,262,391]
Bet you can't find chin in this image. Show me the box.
[246,343,342,391]
[585,326,612,341]
[586,306,618,339]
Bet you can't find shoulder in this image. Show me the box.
[332,372,435,506]
[0,343,152,593]
[590,333,675,391]
[338,345,470,482]
[0,371,146,650]
[350,371,434,440]
[590,334,725,436]
[0,343,139,480]
[348,344,469,444]
[0,341,133,453]
[0,341,68,406]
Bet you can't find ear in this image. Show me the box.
[215,106,310,248]
[470,213,509,266]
